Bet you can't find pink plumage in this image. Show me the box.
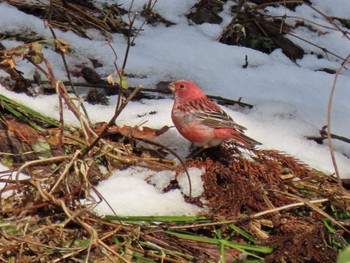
[168,80,261,148]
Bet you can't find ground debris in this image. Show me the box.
[0,1,349,262]
[170,141,349,262]
[0,113,349,262]
[187,0,226,24]
[219,6,304,61]
[5,0,130,38]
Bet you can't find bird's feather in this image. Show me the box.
[187,98,247,131]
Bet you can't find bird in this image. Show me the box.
[168,80,261,149]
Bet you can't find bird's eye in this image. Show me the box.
[179,84,186,89]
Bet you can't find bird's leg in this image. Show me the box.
[189,143,198,152]
[187,144,206,158]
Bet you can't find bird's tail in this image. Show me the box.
[233,133,262,148]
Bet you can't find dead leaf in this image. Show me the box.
[4,118,40,144]
[95,123,170,139]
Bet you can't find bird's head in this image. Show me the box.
[168,80,206,104]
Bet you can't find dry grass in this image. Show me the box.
[1,1,350,262]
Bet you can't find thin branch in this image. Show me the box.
[327,55,350,189]
[306,126,350,145]
[48,26,92,126]
[81,85,142,157]
[34,80,255,109]
[122,0,157,70]
[168,198,329,230]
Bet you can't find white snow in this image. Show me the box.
[91,166,203,216]
[0,164,29,198]
[0,0,349,216]
[177,167,205,198]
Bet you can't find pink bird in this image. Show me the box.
[168,80,261,148]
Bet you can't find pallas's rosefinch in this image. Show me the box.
[168,80,261,148]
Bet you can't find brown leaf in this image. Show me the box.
[0,118,39,164]
[4,118,40,144]
[95,123,170,139]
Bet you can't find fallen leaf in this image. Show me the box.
[95,123,170,139]
[4,118,40,144]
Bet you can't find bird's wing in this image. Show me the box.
[189,98,247,131]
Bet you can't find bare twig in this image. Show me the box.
[48,26,92,126]
[121,0,157,70]
[81,85,142,157]
[168,198,330,230]
[327,55,350,189]
[306,126,350,145]
[122,0,138,71]
[32,80,255,109]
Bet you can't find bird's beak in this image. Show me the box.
[167,82,175,93]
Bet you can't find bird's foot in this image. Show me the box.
[187,144,206,158]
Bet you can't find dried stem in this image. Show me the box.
[48,26,92,126]
[327,55,350,189]
[121,0,157,70]
[81,85,142,157]
[168,198,330,230]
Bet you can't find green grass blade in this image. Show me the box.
[164,231,273,254]
[0,94,60,130]
[228,223,257,242]
[104,215,209,223]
